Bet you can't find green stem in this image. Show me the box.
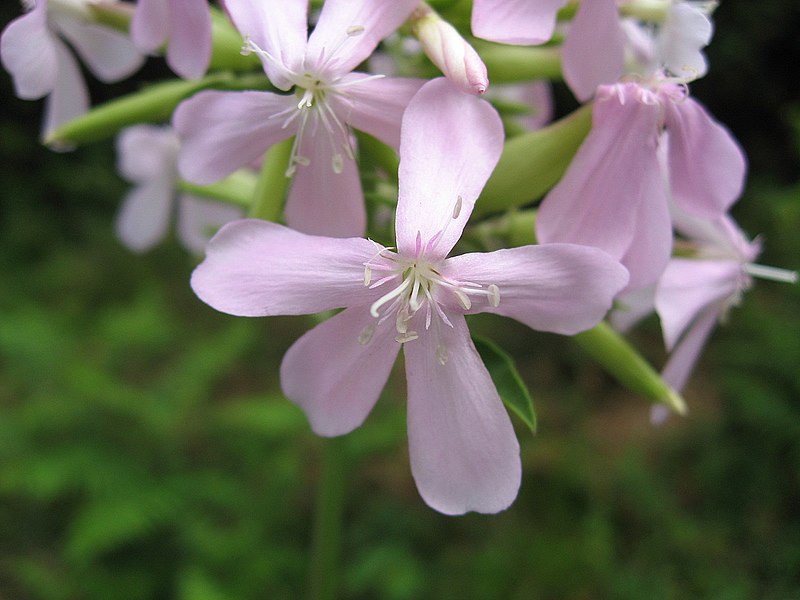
[479,45,563,83]
[307,437,347,600]
[249,138,293,221]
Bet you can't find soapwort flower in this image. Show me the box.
[0,0,144,140]
[536,80,746,290]
[131,0,212,79]
[116,125,242,254]
[173,0,423,238]
[190,79,629,514]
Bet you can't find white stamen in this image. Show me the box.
[294,155,310,166]
[743,263,798,284]
[453,196,463,219]
[454,289,471,310]
[363,266,372,287]
[396,332,419,344]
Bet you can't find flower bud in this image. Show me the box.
[410,3,489,95]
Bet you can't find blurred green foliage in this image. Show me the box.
[1,1,799,599]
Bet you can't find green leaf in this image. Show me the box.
[473,336,537,433]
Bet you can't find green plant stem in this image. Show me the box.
[307,437,347,600]
[249,138,293,221]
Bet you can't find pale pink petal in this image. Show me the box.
[610,286,657,332]
[661,304,720,391]
[333,74,425,148]
[284,137,366,238]
[395,78,504,260]
[471,0,568,45]
[43,40,89,140]
[562,0,625,101]
[536,84,663,264]
[445,244,628,335]
[116,125,178,182]
[617,173,673,290]
[663,96,746,217]
[57,17,144,82]
[658,2,712,80]
[174,90,297,185]
[225,0,307,90]
[404,314,520,515]
[0,5,58,99]
[166,0,212,79]
[115,177,174,253]
[176,195,243,254]
[655,258,742,350]
[191,220,380,316]
[131,0,169,51]
[489,81,553,131]
[280,307,400,436]
[306,0,417,78]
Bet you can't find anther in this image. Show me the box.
[453,195,463,219]
[332,154,344,174]
[358,323,376,345]
[363,266,372,287]
[347,25,365,37]
[454,289,471,311]
[487,284,500,307]
[435,343,449,366]
[396,332,419,344]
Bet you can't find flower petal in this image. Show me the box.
[284,137,366,238]
[43,40,89,140]
[334,73,425,149]
[395,78,504,260]
[280,307,400,436]
[0,5,58,99]
[562,0,625,101]
[658,2,712,80]
[225,0,307,90]
[536,84,663,265]
[663,95,746,217]
[610,286,657,333]
[115,178,174,253]
[176,195,244,255]
[306,0,417,78]
[131,0,169,52]
[661,304,720,392]
[655,258,743,350]
[166,0,212,79]
[57,17,144,83]
[404,314,521,515]
[471,0,568,45]
[617,173,673,290]
[116,125,178,182]
[174,90,297,185]
[445,244,628,335]
[191,220,380,316]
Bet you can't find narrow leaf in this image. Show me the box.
[473,336,537,433]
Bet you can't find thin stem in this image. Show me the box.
[307,436,348,600]
[249,138,293,221]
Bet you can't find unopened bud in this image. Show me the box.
[410,3,489,95]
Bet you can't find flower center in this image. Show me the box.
[360,244,500,365]
[241,27,384,178]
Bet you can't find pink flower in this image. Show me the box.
[536,80,746,290]
[116,125,242,254]
[173,0,424,238]
[190,79,629,514]
[131,0,212,79]
[0,0,144,141]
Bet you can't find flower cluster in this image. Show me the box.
[2,0,794,514]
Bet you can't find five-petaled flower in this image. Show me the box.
[173,0,424,238]
[190,79,629,514]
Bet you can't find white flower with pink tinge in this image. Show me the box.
[190,79,629,514]
[173,0,424,238]
[0,0,144,141]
